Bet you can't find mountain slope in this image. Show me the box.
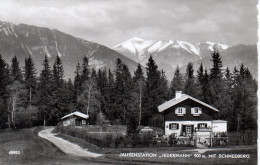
[113,37,230,80]
[180,44,257,79]
[0,21,139,79]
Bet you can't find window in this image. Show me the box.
[191,107,202,116]
[198,123,207,128]
[169,123,179,130]
[82,120,86,125]
[175,107,186,116]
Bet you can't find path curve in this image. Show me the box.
[38,127,102,158]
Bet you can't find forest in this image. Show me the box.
[0,50,257,132]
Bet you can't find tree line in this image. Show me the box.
[0,50,257,132]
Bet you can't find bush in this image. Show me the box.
[114,137,121,148]
[104,134,113,147]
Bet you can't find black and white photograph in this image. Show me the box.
[0,0,258,164]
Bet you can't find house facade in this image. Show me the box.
[158,91,227,137]
[61,111,89,127]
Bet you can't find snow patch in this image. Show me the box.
[89,57,106,69]
[44,46,51,58]
[11,25,18,38]
[53,33,62,57]
[26,45,33,56]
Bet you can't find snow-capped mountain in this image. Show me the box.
[194,41,229,58]
[113,37,229,66]
[0,21,139,79]
[113,37,257,79]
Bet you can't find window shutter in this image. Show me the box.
[199,108,202,114]
[177,124,179,129]
[191,108,194,114]
[183,108,186,114]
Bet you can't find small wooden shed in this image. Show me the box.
[61,111,89,127]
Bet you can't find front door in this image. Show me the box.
[182,125,193,137]
[186,126,192,136]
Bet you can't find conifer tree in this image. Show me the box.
[209,49,224,109]
[24,56,37,127]
[197,63,204,85]
[184,63,196,97]
[53,55,64,86]
[38,56,53,126]
[219,67,235,128]
[201,69,212,104]
[74,62,81,100]
[232,64,257,131]
[104,69,115,121]
[51,55,68,124]
[210,49,223,80]
[0,55,11,128]
[170,66,183,98]
[24,56,37,102]
[195,63,204,100]
[11,56,23,82]
[143,56,161,125]
[81,56,89,84]
[133,64,145,126]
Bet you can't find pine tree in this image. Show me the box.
[210,49,223,80]
[0,55,11,128]
[219,67,235,130]
[81,56,89,84]
[113,58,124,122]
[184,63,196,97]
[11,56,23,82]
[232,64,257,132]
[158,70,168,103]
[73,62,81,101]
[194,63,204,100]
[38,56,53,126]
[143,56,161,125]
[24,56,37,127]
[66,78,76,113]
[53,55,64,86]
[51,55,68,125]
[209,49,224,110]
[170,66,183,98]
[201,69,212,104]
[197,63,204,85]
[133,64,145,126]
[104,69,115,121]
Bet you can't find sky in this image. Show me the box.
[0,0,258,47]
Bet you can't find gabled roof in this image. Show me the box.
[158,94,219,112]
[61,111,89,120]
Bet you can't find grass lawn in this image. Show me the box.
[0,127,107,165]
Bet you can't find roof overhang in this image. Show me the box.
[61,111,89,120]
[158,94,219,113]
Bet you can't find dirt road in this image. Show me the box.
[38,127,102,157]
[0,127,106,165]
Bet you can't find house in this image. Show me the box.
[61,111,89,127]
[158,91,227,137]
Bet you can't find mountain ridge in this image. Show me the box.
[113,37,257,79]
[0,21,140,79]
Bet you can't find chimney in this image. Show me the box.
[175,91,182,99]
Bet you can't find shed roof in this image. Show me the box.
[158,93,219,112]
[61,111,89,120]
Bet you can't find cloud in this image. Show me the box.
[179,19,220,34]
[0,0,257,47]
